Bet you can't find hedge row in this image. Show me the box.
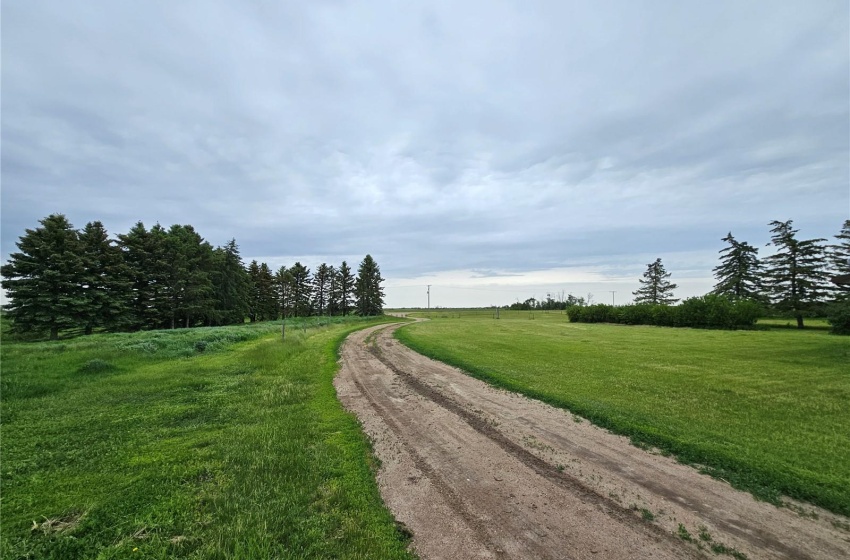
[567,295,761,329]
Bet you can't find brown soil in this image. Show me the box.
[334,321,850,560]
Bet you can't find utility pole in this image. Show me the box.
[609,291,616,305]
[427,285,431,313]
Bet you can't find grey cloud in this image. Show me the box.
[2,1,847,307]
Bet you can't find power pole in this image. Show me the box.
[609,291,616,305]
[427,285,431,312]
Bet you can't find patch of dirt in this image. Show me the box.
[334,322,850,560]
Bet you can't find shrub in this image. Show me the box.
[827,301,850,335]
[567,296,759,330]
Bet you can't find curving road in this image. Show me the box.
[334,321,850,560]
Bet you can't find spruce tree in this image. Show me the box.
[210,239,250,325]
[355,254,385,316]
[78,221,132,334]
[312,263,332,316]
[257,262,278,321]
[632,258,678,305]
[164,225,215,328]
[117,222,170,330]
[336,261,355,316]
[289,262,312,317]
[247,260,262,322]
[326,265,340,316]
[276,266,294,319]
[712,232,762,300]
[762,220,830,328]
[1,214,87,339]
[828,220,850,301]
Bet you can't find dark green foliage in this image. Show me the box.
[78,221,133,334]
[827,300,850,335]
[712,232,762,300]
[275,266,294,319]
[4,215,387,337]
[1,214,88,340]
[828,219,850,301]
[312,263,332,315]
[355,254,385,316]
[289,262,313,317]
[117,222,171,330]
[335,261,355,316]
[163,225,215,329]
[633,258,678,305]
[567,296,760,329]
[762,220,831,329]
[209,239,250,325]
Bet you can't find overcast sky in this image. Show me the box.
[2,1,848,308]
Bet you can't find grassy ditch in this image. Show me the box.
[395,313,850,516]
[1,317,415,560]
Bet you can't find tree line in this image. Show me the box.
[593,219,850,330]
[1,214,386,339]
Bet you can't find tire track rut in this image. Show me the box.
[334,321,850,560]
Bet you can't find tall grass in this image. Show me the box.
[1,317,415,559]
[395,314,850,516]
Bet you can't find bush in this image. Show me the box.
[567,296,760,330]
[827,301,850,335]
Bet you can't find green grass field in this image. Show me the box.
[395,312,850,516]
[1,317,415,560]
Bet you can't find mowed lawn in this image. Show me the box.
[395,312,850,516]
[1,318,414,560]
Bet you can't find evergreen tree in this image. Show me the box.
[828,220,850,301]
[335,261,355,316]
[326,265,340,316]
[632,258,678,305]
[247,260,262,322]
[355,254,385,316]
[78,221,132,334]
[117,222,170,330]
[257,262,278,321]
[210,239,250,325]
[762,220,830,328]
[312,263,332,316]
[276,266,295,319]
[1,214,87,339]
[163,224,215,328]
[711,232,762,300]
[289,262,312,317]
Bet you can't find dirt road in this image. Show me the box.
[334,322,850,560]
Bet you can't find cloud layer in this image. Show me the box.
[3,1,848,306]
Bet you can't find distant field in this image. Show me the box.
[1,317,414,560]
[395,313,850,516]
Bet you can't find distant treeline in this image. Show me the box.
[528,219,850,332]
[1,214,386,339]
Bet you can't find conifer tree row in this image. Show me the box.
[1,214,385,339]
